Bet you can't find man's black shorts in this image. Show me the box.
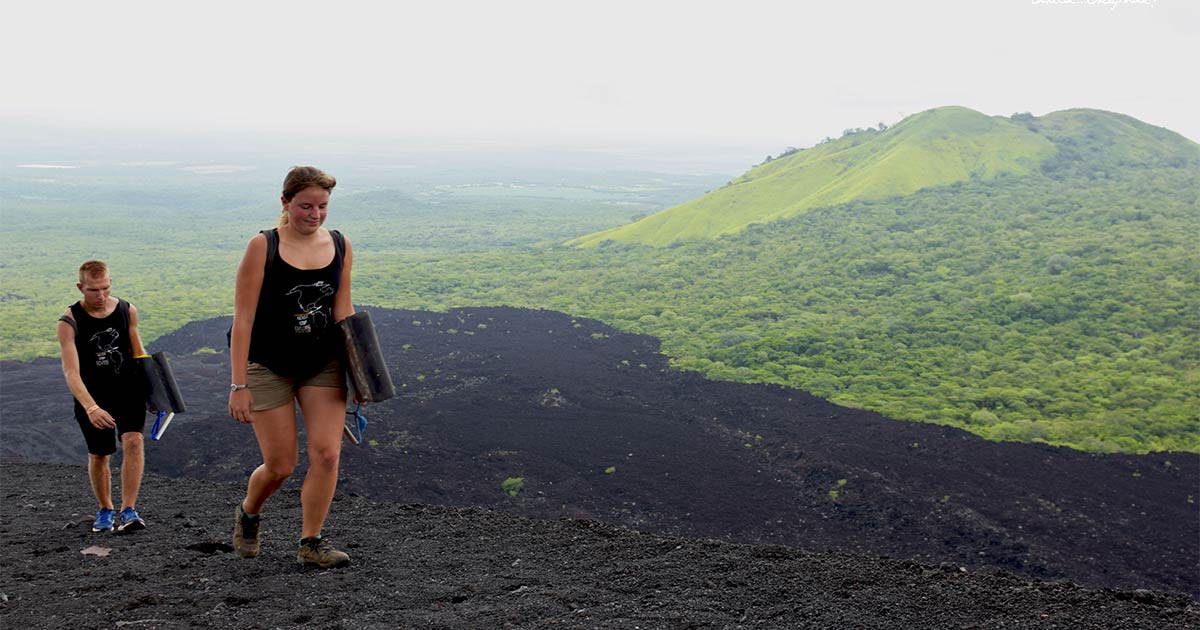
[74,401,146,456]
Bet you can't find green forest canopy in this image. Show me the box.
[367,167,1199,454]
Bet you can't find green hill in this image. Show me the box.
[569,106,1196,247]
[1031,108,1200,173]
[365,107,1199,453]
[371,165,1199,453]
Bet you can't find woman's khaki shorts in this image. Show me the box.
[247,361,345,411]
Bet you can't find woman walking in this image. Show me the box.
[228,166,355,568]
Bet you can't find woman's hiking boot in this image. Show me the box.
[232,505,260,558]
[297,535,350,568]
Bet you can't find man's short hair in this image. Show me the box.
[79,260,108,284]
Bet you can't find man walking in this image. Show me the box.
[57,260,149,532]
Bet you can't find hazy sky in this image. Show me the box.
[4,0,1197,151]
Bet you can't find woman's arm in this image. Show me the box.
[229,234,267,423]
[333,235,354,323]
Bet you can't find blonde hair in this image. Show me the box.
[278,166,337,229]
[78,260,108,284]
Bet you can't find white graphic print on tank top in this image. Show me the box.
[90,328,124,373]
[286,281,335,334]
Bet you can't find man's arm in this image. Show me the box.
[58,315,116,429]
[127,303,147,357]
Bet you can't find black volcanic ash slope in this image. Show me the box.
[1,306,1196,597]
[2,463,1197,630]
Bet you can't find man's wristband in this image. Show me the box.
[85,404,100,415]
[231,384,249,393]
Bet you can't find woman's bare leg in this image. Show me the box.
[296,385,346,538]
[243,403,299,514]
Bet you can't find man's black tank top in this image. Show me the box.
[64,298,142,410]
[248,228,345,378]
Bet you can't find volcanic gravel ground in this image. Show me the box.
[2,306,1197,604]
[2,463,1196,629]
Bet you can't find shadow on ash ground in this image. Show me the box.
[1,463,1196,629]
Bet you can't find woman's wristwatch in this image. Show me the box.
[231,384,249,392]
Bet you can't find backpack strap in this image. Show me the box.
[260,228,279,272]
[331,229,345,263]
[58,313,77,334]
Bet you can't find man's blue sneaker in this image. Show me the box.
[92,508,116,532]
[117,507,146,532]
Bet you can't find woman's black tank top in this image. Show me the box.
[248,228,345,378]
